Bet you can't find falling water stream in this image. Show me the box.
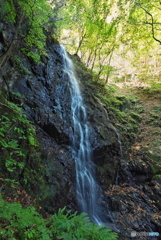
[60,45,102,224]
[60,46,122,233]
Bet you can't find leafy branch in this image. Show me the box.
[0,0,52,63]
[134,2,161,44]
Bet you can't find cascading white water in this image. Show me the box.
[60,45,101,224]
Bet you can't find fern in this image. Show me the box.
[0,98,38,173]
[0,199,118,240]
[50,207,118,240]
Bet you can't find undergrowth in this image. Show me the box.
[0,92,38,174]
[95,85,142,145]
[0,91,49,202]
[0,197,118,240]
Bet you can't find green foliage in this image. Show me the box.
[13,55,32,74]
[0,197,51,240]
[54,0,161,85]
[152,106,161,112]
[0,199,118,240]
[153,174,161,183]
[154,131,161,134]
[0,95,38,173]
[151,84,161,89]
[95,84,143,144]
[0,91,50,204]
[143,87,161,97]
[105,84,117,93]
[1,0,52,62]
[128,0,161,43]
[135,107,145,113]
[56,0,118,82]
[50,208,118,240]
[1,0,16,23]
[150,162,161,174]
[0,115,24,172]
[109,107,127,122]
[129,112,142,121]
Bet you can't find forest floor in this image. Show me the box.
[107,83,161,239]
[114,82,161,159]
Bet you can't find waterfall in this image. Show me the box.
[60,45,101,224]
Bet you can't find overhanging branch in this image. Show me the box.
[135,2,161,44]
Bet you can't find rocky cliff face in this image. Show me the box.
[1,22,161,239]
[0,33,120,213]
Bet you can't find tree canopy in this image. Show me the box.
[1,0,161,83]
[55,0,161,84]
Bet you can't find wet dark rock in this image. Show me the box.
[0,39,121,213]
[105,183,161,239]
[128,158,152,183]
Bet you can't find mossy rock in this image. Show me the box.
[143,87,161,97]
[152,106,161,112]
[150,162,161,175]
[153,174,161,184]
[130,112,142,121]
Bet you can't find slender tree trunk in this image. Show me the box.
[91,49,97,71]
[75,31,86,55]
[86,49,93,67]
[104,45,115,85]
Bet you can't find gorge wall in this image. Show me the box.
[0,24,120,214]
[1,22,161,239]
